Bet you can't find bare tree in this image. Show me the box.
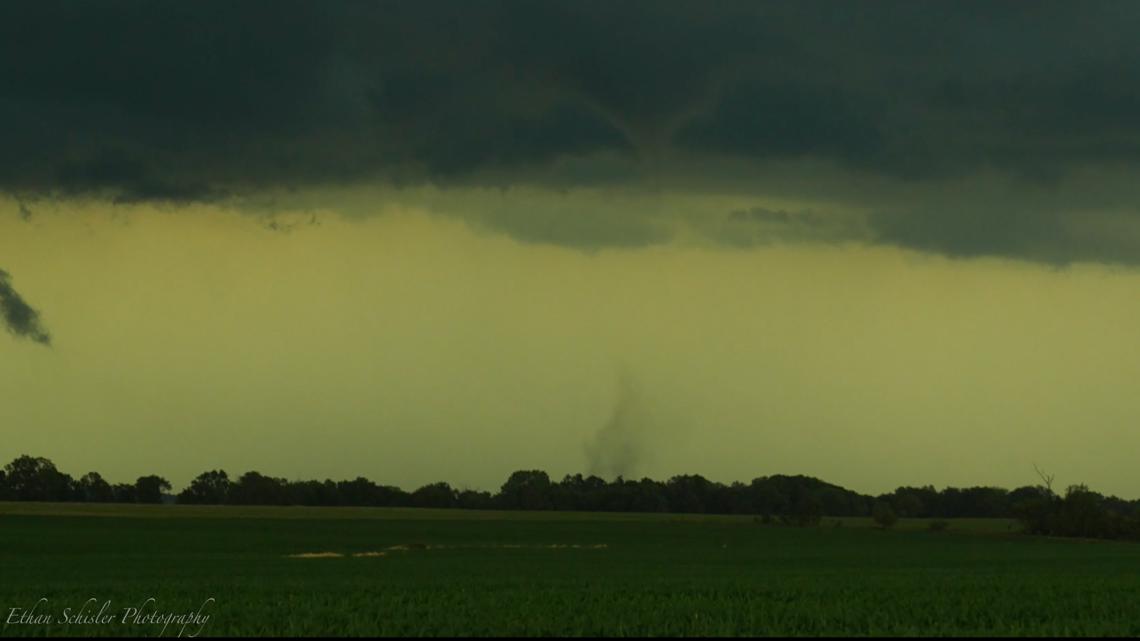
[1033,463,1055,496]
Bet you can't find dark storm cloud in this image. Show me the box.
[0,269,51,346]
[866,184,1140,267]
[717,207,869,249]
[0,0,641,200]
[3,1,1140,261]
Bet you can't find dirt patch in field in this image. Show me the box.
[544,543,608,549]
[289,543,608,558]
[385,543,608,551]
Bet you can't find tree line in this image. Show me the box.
[2,454,1138,540]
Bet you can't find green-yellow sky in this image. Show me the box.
[3,195,1139,497]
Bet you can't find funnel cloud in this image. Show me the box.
[0,268,51,346]
[585,368,646,479]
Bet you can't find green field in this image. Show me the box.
[1,503,1138,637]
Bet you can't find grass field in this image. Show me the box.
[1,503,1138,637]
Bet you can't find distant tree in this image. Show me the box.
[316,479,345,506]
[1009,485,1048,506]
[1101,494,1135,517]
[551,475,583,511]
[5,451,1139,541]
[894,485,940,517]
[377,484,411,507]
[602,476,662,512]
[553,474,609,511]
[710,482,753,515]
[664,474,712,514]
[78,472,114,503]
[933,485,1012,518]
[792,492,824,526]
[872,501,898,528]
[230,472,288,505]
[1056,484,1110,538]
[135,475,172,504]
[749,478,790,518]
[749,474,874,519]
[1012,469,1062,534]
[1011,485,1053,530]
[457,489,495,510]
[600,476,632,512]
[964,487,1011,518]
[1033,464,1056,496]
[177,470,232,504]
[411,482,459,509]
[283,479,320,506]
[498,470,553,510]
[581,475,610,511]
[281,479,342,506]
[335,477,407,507]
[894,493,924,518]
[3,455,74,501]
[629,478,669,513]
[817,486,859,517]
[336,477,378,506]
[112,483,137,503]
[1010,474,1139,540]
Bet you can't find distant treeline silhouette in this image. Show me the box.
[3,455,1139,540]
